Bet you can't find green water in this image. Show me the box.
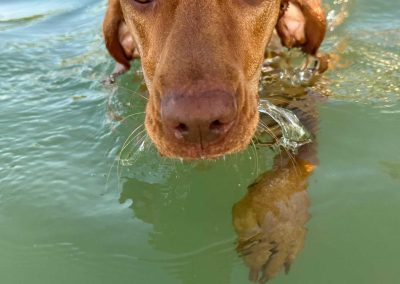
[0,0,399,283]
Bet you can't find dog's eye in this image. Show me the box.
[242,0,274,6]
[129,0,155,10]
[134,0,153,4]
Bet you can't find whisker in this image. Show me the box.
[115,126,145,188]
[257,119,300,176]
[283,147,300,177]
[105,153,119,193]
[113,82,149,101]
[120,127,147,159]
[144,135,153,151]
[121,132,149,166]
[105,129,145,193]
[250,139,259,177]
[118,111,146,125]
[258,120,279,141]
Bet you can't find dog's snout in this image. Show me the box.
[161,91,237,146]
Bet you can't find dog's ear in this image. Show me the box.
[276,0,326,55]
[103,0,131,69]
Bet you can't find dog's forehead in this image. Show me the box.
[120,0,282,34]
[120,0,281,13]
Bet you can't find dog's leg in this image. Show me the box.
[275,0,329,72]
[103,0,140,84]
[276,0,326,55]
[102,20,138,85]
[102,63,130,86]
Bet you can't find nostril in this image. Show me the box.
[209,120,223,131]
[174,123,189,139]
[176,123,188,133]
[209,119,233,134]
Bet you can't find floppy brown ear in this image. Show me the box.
[276,0,327,55]
[103,0,131,69]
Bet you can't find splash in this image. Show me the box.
[256,99,312,153]
[257,51,316,153]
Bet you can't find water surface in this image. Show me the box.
[0,0,399,283]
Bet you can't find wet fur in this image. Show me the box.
[103,0,326,159]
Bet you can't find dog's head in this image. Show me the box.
[103,0,326,159]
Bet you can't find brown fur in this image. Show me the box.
[103,0,326,159]
[233,156,313,282]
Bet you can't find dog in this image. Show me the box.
[103,2,327,281]
[103,0,326,160]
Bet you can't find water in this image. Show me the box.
[0,0,399,283]
[257,99,312,152]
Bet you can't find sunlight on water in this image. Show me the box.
[326,0,352,32]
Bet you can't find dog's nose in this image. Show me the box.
[161,91,237,145]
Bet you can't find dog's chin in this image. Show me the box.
[157,138,250,160]
[156,139,251,160]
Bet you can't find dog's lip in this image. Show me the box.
[174,147,230,160]
[168,141,227,160]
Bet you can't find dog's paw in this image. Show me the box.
[101,63,129,86]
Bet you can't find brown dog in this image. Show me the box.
[103,0,326,160]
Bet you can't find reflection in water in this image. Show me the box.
[233,151,314,283]
[233,90,320,282]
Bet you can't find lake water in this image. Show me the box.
[0,0,399,283]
